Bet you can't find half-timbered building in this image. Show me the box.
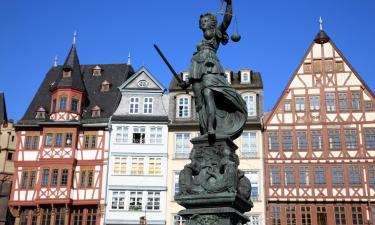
[166,69,265,225]
[8,38,134,225]
[264,28,375,225]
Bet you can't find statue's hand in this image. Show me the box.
[224,0,232,4]
[180,81,189,90]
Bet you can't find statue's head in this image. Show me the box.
[199,13,217,30]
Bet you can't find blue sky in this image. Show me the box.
[1,0,375,120]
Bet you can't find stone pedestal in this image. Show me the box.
[175,136,253,225]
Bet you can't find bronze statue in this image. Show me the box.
[181,0,247,141]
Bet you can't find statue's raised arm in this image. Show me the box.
[219,0,233,33]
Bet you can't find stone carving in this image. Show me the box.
[187,215,220,225]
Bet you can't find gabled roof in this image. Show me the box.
[0,92,8,123]
[17,63,134,126]
[118,66,166,92]
[264,29,375,125]
[50,44,86,91]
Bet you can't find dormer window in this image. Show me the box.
[240,70,251,84]
[101,80,110,92]
[36,107,47,119]
[62,67,72,78]
[92,65,102,76]
[182,72,189,82]
[59,97,67,111]
[91,106,101,118]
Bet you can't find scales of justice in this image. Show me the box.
[155,0,253,224]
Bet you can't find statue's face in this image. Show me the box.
[199,16,212,30]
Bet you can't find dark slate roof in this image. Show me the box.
[17,64,134,126]
[0,92,8,123]
[112,115,169,122]
[314,30,330,44]
[169,70,263,91]
[50,44,86,91]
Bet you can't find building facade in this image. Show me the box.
[8,39,134,225]
[264,29,375,225]
[105,67,169,225]
[166,69,265,225]
[0,92,17,225]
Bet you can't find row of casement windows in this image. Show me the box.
[115,126,162,144]
[174,171,260,201]
[176,94,257,118]
[20,168,94,189]
[284,92,372,113]
[269,165,375,187]
[51,97,79,113]
[20,208,97,225]
[129,97,153,114]
[267,128,375,151]
[271,205,367,225]
[113,157,162,176]
[111,191,160,211]
[24,133,98,149]
[175,132,258,158]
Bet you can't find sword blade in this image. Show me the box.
[153,44,183,84]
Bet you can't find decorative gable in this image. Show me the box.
[118,67,165,92]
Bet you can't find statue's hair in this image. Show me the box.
[200,13,229,45]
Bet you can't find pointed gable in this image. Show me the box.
[118,67,166,93]
[265,29,375,125]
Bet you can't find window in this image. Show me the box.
[91,106,101,117]
[332,166,344,186]
[32,136,39,149]
[351,207,363,225]
[41,208,51,225]
[271,206,281,225]
[147,191,160,210]
[352,92,361,111]
[177,96,190,118]
[143,97,153,114]
[247,215,260,225]
[132,127,145,144]
[336,61,344,72]
[84,135,96,148]
[65,133,73,147]
[115,126,128,143]
[182,72,189,82]
[268,131,279,151]
[72,209,83,225]
[111,191,125,209]
[241,132,257,157]
[54,208,66,225]
[339,93,348,112]
[366,129,375,149]
[225,71,231,83]
[311,130,323,150]
[149,158,161,175]
[345,130,357,149]
[334,206,346,225]
[59,97,67,111]
[52,99,57,113]
[301,206,312,225]
[25,136,32,150]
[129,97,139,114]
[129,191,143,211]
[329,130,341,150]
[349,166,361,186]
[286,206,296,225]
[91,136,96,148]
[150,127,162,144]
[101,81,110,92]
[313,60,322,73]
[369,166,375,187]
[114,157,127,175]
[245,171,259,201]
[174,173,180,196]
[86,208,97,225]
[284,100,291,112]
[61,169,68,186]
[92,66,102,76]
[241,72,250,83]
[243,95,256,116]
[45,133,53,147]
[55,133,63,147]
[282,131,293,151]
[326,93,336,112]
[51,169,59,186]
[138,80,148,87]
[297,131,307,150]
[284,166,295,186]
[21,171,28,189]
[80,169,94,188]
[174,215,186,225]
[309,96,320,111]
[84,136,89,148]
[314,166,326,186]
[299,166,310,186]
[62,70,71,78]
[131,157,144,175]
[7,152,13,161]
[365,101,373,111]
[71,99,79,112]
[295,97,305,111]
[29,171,37,188]
[325,60,334,72]
[317,207,327,225]
[303,63,312,73]
[42,168,50,187]
[270,166,280,187]
[175,133,191,158]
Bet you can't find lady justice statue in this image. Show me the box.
[180,0,247,141]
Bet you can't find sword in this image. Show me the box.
[153,44,188,94]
